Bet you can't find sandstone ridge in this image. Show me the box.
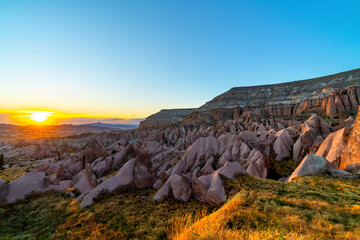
[141,68,360,127]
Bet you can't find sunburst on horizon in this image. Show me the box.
[29,111,51,123]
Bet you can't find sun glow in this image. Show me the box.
[29,111,51,123]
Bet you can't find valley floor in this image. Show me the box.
[1,175,359,240]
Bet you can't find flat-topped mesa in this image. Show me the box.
[185,68,360,124]
[139,108,195,128]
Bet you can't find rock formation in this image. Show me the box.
[141,69,360,127]
[340,108,360,173]
[288,154,356,182]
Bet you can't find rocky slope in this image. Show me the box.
[141,68,360,127]
[1,68,360,209]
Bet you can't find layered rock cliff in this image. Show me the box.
[140,68,360,128]
[139,109,195,128]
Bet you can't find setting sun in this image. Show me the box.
[29,111,51,123]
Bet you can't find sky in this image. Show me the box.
[1,0,360,125]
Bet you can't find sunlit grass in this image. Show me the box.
[0,175,359,239]
[171,175,360,240]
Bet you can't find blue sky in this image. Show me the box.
[1,0,360,124]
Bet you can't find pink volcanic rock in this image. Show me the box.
[273,129,294,161]
[218,133,236,154]
[80,158,135,208]
[231,137,243,156]
[142,141,162,155]
[239,142,251,161]
[0,180,9,202]
[288,154,356,182]
[91,156,113,178]
[72,164,98,194]
[133,152,155,188]
[197,172,226,205]
[244,149,268,178]
[316,127,352,167]
[217,149,232,168]
[288,154,332,182]
[111,148,127,169]
[334,116,354,131]
[216,162,247,179]
[293,124,319,162]
[199,156,215,176]
[66,154,85,176]
[5,172,51,203]
[340,109,360,172]
[152,174,191,202]
[169,174,192,202]
[326,95,337,117]
[82,139,106,166]
[335,95,346,116]
[302,114,331,138]
[52,165,73,184]
[174,136,220,175]
[192,174,208,202]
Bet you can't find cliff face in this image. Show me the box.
[140,68,360,128]
[340,108,360,171]
[185,86,360,124]
[185,69,360,124]
[139,109,195,128]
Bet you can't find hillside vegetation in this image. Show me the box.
[1,175,359,240]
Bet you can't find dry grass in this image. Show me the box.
[1,175,359,239]
[0,166,31,182]
[0,187,215,239]
[171,175,360,240]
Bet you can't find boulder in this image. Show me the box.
[316,127,352,167]
[334,116,354,131]
[169,174,192,202]
[216,162,247,179]
[273,129,294,161]
[288,154,357,182]
[91,157,113,178]
[198,172,226,205]
[172,136,219,175]
[133,152,155,188]
[5,172,51,203]
[53,165,73,184]
[340,109,360,170]
[111,148,127,169]
[80,159,135,208]
[82,139,105,166]
[152,174,191,202]
[244,149,268,178]
[72,164,98,194]
[199,156,215,176]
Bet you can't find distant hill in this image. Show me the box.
[88,122,138,130]
[0,123,133,140]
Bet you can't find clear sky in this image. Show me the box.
[1,0,360,125]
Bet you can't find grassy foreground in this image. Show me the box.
[0,175,359,239]
[172,175,360,240]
